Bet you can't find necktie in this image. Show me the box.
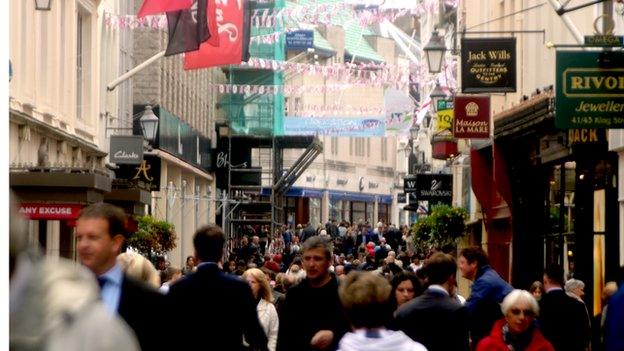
[97,276,107,290]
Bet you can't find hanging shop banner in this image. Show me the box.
[555,51,624,128]
[385,88,415,135]
[19,203,83,220]
[110,135,144,165]
[284,116,385,136]
[397,193,407,203]
[415,173,452,204]
[453,95,490,139]
[286,30,314,49]
[114,154,162,191]
[436,108,454,132]
[404,176,417,193]
[461,38,516,93]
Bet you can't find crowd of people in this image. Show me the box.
[9,199,624,351]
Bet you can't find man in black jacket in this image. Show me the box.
[277,236,349,351]
[168,225,269,351]
[539,264,591,351]
[395,252,470,351]
[76,203,164,351]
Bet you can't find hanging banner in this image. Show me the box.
[453,95,490,139]
[461,38,516,93]
[109,135,144,165]
[114,154,162,191]
[384,88,415,135]
[555,51,624,128]
[184,0,247,69]
[284,116,385,136]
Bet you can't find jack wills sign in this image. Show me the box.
[461,38,516,93]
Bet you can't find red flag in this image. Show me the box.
[184,0,247,69]
[137,0,193,18]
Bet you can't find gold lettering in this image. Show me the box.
[133,161,154,182]
[590,76,605,89]
[605,76,618,90]
[590,129,598,142]
[571,76,584,89]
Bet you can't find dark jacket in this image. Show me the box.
[118,275,166,351]
[539,289,591,351]
[168,263,269,351]
[476,319,554,351]
[277,276,349,351]
[605,282,624,351]
[395,287,470,351]
[465,265,513,348]
[300,225,317,243]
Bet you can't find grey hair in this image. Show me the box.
[565,279,585,292]
[501,289,540,316]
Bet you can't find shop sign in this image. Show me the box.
[415,174,452,204]
[461,38,516,93]
[110,135,144,165]
[19,203,82,220]
[397,193,407,203]
[567,128,606,146]
[556,51,624,128]
[404,176,417,193]
[115,154,162,191]
[436,108,454,132]
[286,30,314,49]
[453,96,490,139]
[437,100,453,111]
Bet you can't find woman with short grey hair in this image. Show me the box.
[477,289,554,351]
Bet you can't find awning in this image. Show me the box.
[262,187,324,198]
[378,195,393,204]
[329,191,375,203]
[470,145,511,222]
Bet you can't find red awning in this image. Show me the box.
[470,145,511,222]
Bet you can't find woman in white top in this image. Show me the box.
[243,268,279,351]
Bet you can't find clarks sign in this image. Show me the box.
[110,135,143,165]
[461,38,516,93]
[556,51,624,128]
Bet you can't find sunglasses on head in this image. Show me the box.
[510,308,535,317]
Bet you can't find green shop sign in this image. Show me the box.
[556,51,624,128]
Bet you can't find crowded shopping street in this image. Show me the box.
[7,0,624,350]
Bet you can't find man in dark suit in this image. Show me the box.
[76,203,165,351]
[539,264,591,351]
[300,222,317,243]
[168,225,269,351]
[395,252,470,351]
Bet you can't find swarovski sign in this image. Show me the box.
[416,174,452,204]
[110,135,143,165]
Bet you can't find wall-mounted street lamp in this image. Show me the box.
[35,0,52,11]
[409,125,420,140]
[423,112,433,129]
[429,82,447,112]
[139,106,159,144]
[423,30,447,73]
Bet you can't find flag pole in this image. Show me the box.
[107,50,166,91]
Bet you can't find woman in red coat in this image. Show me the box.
[477,289,554,351]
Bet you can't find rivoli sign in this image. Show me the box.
[110,135,144,165]
[453,96,491,139]
[415,174,452,204]
[556,51,624,128]
[461,38,516,93]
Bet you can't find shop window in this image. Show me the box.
[378,203,388,224]
[330,199,343,222]
[310,198,321,227]
[366,202,374,223]
[352,201,366,223]
[76,5,92,121]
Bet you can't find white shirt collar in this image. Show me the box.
[428,284,450,296]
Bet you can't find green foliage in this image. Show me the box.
[127,215,176,258]
[411,204,468,254]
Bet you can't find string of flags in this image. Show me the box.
[206,81,407,95]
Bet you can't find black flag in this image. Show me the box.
[165,0,210,56]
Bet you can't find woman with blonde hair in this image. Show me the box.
[116,252,160,289]
[243,268,279,351]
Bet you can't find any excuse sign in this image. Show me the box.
[556,51,624,128]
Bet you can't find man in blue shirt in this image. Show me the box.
[459,246,513,349]
[76,203,164,351]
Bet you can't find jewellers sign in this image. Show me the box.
[110,135,143,165]
[19,203,82,220]
[453,96,490,139]
[556,51,624,128]
[415,174,452,204]
[461,38,516,93]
